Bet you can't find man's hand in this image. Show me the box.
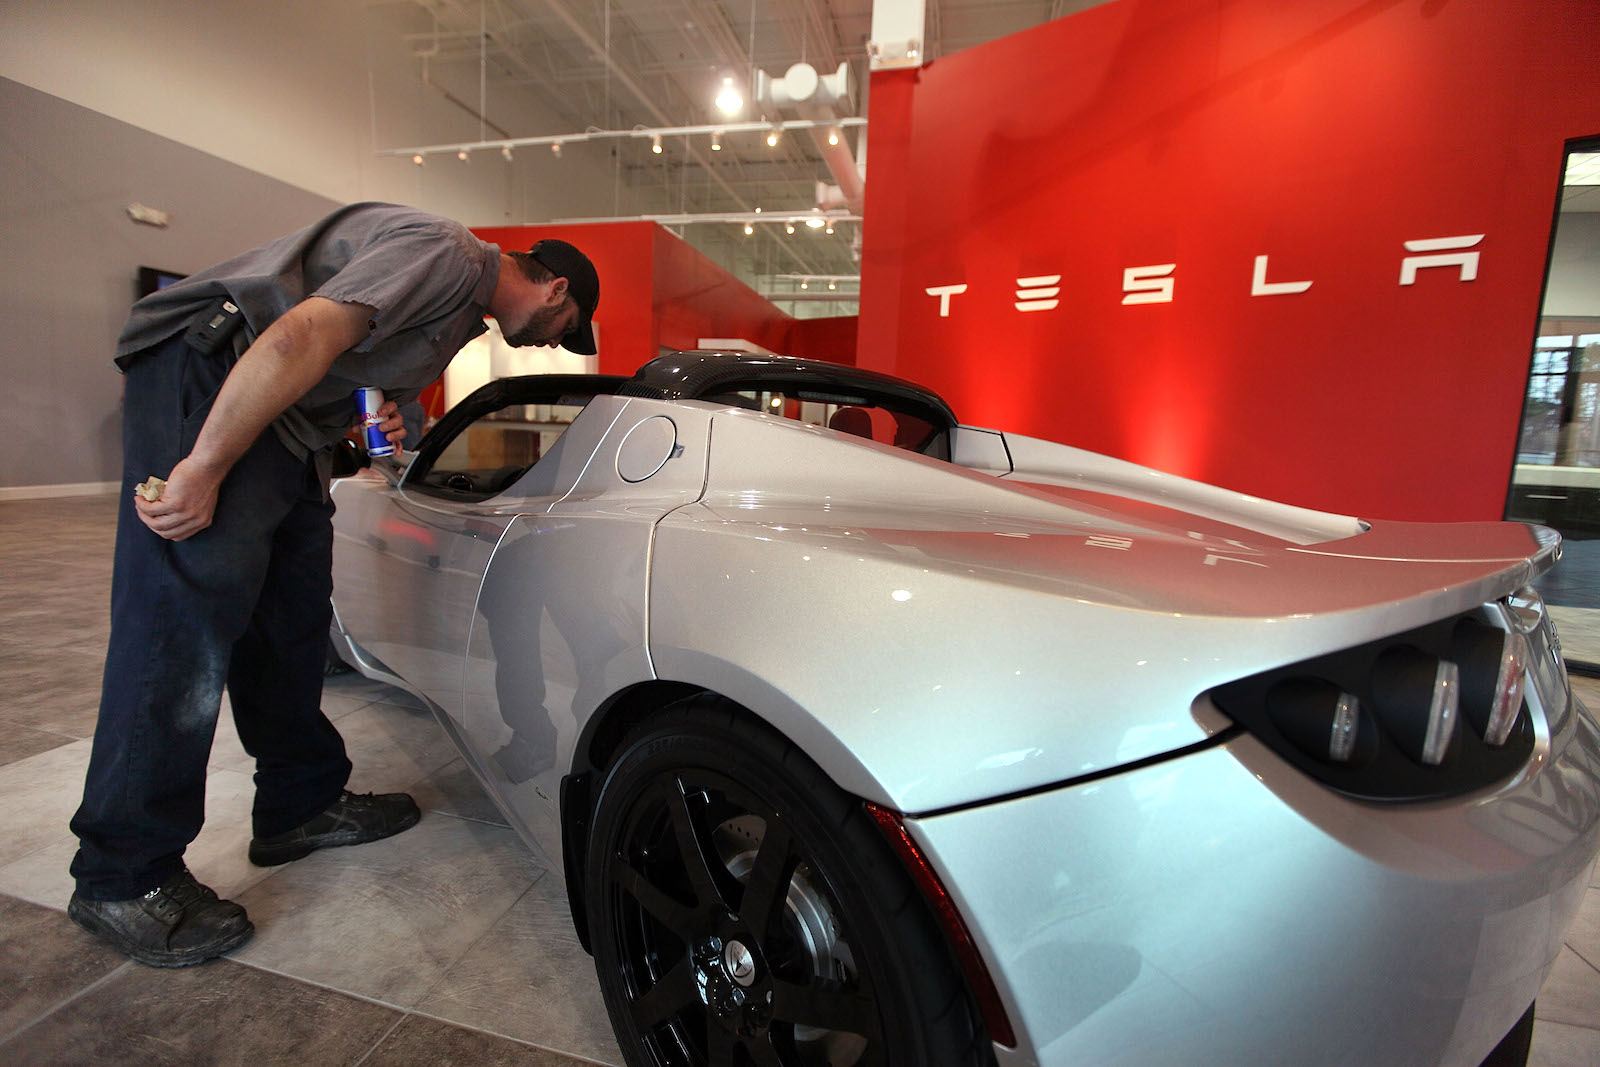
[375,398,407,447]
[135,456,226,541]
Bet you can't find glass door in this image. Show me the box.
[1508,138,1600,668]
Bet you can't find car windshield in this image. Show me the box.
[402,375,626,501]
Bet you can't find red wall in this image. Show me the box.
[651,227,795,356]
[858,0,1600,521]
[475,222,858,373]
[787,315,859,365]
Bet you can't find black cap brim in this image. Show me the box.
[566,316,597,355]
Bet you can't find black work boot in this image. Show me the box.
[68,868,253,967]
[247,790,421,867]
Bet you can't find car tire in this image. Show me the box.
[585,693,991,1067]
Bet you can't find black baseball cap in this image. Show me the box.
[527,238,600,354]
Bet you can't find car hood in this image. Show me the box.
[646,411,1557,811]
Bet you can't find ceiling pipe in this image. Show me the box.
[755,61,864,215]
[537,0,752,213]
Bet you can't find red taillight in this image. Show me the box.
[864,801,1017,1048]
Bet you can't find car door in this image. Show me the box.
[459,395,714,861]
[330,376,626,726]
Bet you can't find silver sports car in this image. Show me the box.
[328,351,1600,1067]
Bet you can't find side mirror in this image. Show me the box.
[330,437,370,479]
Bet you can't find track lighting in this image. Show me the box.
[710,129,722,151]
[825,222,835,234]
[805,216,825,229]
[786,223,795,234]
[800,280,808,290]
[457,150,469,162]
[412,154,424,166]
[828,280,836,290]
[828,127,840,146]
[501,146,513,162]
[551,141,562,157]
[766,126,780,148]
[744,223,754,236]
[652,134,662,154]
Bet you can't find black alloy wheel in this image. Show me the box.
[585,695,990,1067]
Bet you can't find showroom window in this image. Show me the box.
[1509,137,1600,666]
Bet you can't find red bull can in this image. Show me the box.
[353,387,396,457]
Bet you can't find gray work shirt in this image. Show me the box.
[116,202,500,471]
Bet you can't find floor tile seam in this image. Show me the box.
[395,1004,616,1066]
[1566,941,1599,974]
[399,748,471,791]
[224,955,422,1014]
[0,842,73,891]
[0,958,133,1048]
[0,720,83,745]
[1536,1018,1600,1035]
[416,807,517,832]
[348,1014,409,1067]
[404,870,553,1010]
[219,865,551,1016]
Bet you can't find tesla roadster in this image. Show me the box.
[328,351,1600,1067]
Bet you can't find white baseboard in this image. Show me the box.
[0,481,120,501]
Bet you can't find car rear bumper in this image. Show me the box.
[907,695,1600,1066]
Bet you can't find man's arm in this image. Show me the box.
[136,296,374,542]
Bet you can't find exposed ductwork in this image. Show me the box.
[755,61,865,216]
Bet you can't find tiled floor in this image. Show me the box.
[1,493,1598,1066]
[0,494,621,1065]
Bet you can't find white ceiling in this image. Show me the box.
[357,1,1596,301]
[360,0,1109,295]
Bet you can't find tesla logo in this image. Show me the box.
[925,283,967,317]
[1398,234,1482,285]
[924,234,1484,318]
[1122,264,1176,305]
[1015,275,1062,312]
[1251,255,1312,296]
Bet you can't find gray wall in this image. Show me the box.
[0,77,340,488]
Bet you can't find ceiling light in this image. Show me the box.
[501,146,513,162]
[457,149,469,162]
[828,281,836,290]
[825,222,835,234]
[827,127,840,146]
[551,141,562,157]
[711,129,722,151]
[800,280,808,290]
[743,223,754,236]
[786,223,795,234]
[805,216,825,229]
[716,76,743,114]
[766,126,780,148]
[651,134,662,154]
[411,154,425,166]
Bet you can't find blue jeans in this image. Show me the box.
[70,332,352,900]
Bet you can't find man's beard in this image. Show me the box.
[503,302,568,348]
